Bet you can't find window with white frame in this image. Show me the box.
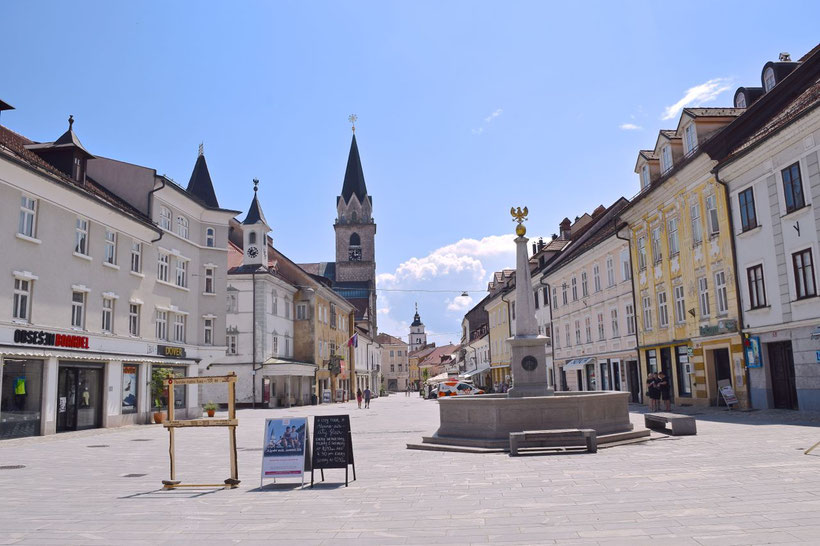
[566,324,571,347]
[597,313,605,340]
[735,92,747,108]
[226,333,237,355]
[684,123,698,156]
[273,334,279,354]
[13,278,31,321]
[204,318,214,345]
[593,265,601,292]
[176,216,189,239]
[571,277,578,301]
[584,317,592,343]
[101,297,114,333]
[104,230,117,265]
[642,295,653,330]
[130,241,142,273]
[157,253,169,282]
[610,308,619,338]
[175,259,188,288]
[640,164,651,189]
[533,289,540,309]
[698,277,710,317]
[715,271,729,315]
[18,195,37,238]
[782,162,806,214]
[667,218,679,256]
[580,271,587,296]
[71,291,85,328]
[74,218,89,255]
[651,227,662,264]
[156,310,168,340]
[686,204,702,247]
[129,304,140,336]
[575,320,581,344]
[296,303,308,320]
[706,194,720,236]
[204,267,215,294]
[638,237,647,270]
[626,303,635,335]
[606,257,615,287]
[764,67,776,92]
[205,227,215,247]
[657,291,669,328]
[561,283,568,305]
[661,145,673,174]
[159,206,172,230]
[552,287,558,309]
[272,290,278,315]
[747,264,767,309]
[227,293,238,313]
[792,249,816,299]
[620,249,631,281]
[174,314,186,343]
[674,285,685,323]
[554,325,560,349]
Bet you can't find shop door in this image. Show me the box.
[612,361,622,391]
[57,366,103,432]
[660,347,675,403]
[627,361,640,403]
[768,341,798,410]
[576,370,584,391]
[713,349,732,406]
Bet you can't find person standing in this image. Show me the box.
[363,387,371,409]
[646,372,659,411]
[657,371,671,411]
[356,388,363,409]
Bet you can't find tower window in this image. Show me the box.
[349,232,362,261]
[249,232,257,244]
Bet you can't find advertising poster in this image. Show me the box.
[261,417,309,486]
[122,365,138,413]
[745,336,762,368]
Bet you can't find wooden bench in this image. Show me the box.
[644,412,697,435]
[509,428,597,456]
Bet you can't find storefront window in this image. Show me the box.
[122,364,138,414]
[676,346,693,397]
[1,359,43,439]
[600,362,610,390]
[151,366,186,409]
[647,349,658,373]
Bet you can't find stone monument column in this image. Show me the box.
[507,207,553,398]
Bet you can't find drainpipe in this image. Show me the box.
[615,219,644,404]
[148,178,166,243]
[713,165,751,408]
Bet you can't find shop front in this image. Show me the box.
[0,358,43,440]
[57,361,104,433]
[561,357,594,391]
[262,358,316,407]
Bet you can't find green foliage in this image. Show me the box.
[203,401,218,412]
[150,368,175,409]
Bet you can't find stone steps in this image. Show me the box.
[406,428,653,453]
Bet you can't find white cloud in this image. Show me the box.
[446,294,474,312]
[662,78,733,120]
[472,108,503,135]
[619,123,642,130]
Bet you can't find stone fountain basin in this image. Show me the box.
[435,391,634,441]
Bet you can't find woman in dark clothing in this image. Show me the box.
[646,372,660,411]
[657,371,671,411]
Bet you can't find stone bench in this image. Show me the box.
[644,412,697,435]
[509,428,597,456]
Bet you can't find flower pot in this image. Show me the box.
[153,411,165,424]
[207,409,215,417]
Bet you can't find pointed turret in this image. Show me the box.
[186,148,220,208]
[241,179,269,267]
[340,134,369,204]
[243,180,268,226]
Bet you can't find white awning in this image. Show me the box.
[562,357,595,371]
[425,372,451,385]
[462,365,491,379]
[261,358,317,377]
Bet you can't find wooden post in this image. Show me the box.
[168,378,176,481]
[228,373,238,481]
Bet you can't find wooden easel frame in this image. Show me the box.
[161,373,240,490]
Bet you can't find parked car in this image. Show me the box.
[436,381,485,397]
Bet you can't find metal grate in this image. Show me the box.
[0,465,25,470]
[87,445,110,448]
[122,473,147,478]
[130,439,153,442]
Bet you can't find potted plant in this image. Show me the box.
[150,368,175,424]
[203,401,218,418]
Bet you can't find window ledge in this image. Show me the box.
[129,271,145,279]
[73,252,92,262]
[737,225,762,238]
[792,295,820,305]
[11,319,31,325]
[16,233,42,245]
[202,292,216,297]
[782,204,812,221]
[102,262,120,271]
[746,305,771,313]
[156,279,190,292]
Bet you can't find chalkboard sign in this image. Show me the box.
[311,414,356,487]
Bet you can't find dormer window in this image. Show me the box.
[640,164,651,189]
[735,92,746,108]
[661,145,673,175]
[683,123,698,156]
[764,67,776,92]
[73,156,83,182]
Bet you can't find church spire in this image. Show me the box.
[340,132,368,204]
[186,146,220,208]
[242,178,268,226]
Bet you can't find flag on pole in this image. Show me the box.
[347,332,358,348]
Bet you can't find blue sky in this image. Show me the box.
[4,1,819,343]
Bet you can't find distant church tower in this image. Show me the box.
[242,179,269,267]
[334,121,377,334]
[409,303,427,353]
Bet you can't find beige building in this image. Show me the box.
[377,333,409,392]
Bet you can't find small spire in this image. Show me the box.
[348,113,357,133]
[198,142,204,156]
[253,178,259,193]
[68,115,74,130]
[415,302,418,314]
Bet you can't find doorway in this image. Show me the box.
[576,370,584,391]
[57,364,103,432]
[612,360,622,391]
[768,341,798,410]
[627,360,640,403]
[712,348,732,406]
[660,347,675,404]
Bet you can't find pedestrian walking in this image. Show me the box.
[356,388,363,409]
[657,371,671,411]
[647,372,660,411]
[363,387,371,409]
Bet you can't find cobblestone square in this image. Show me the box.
[2,395,820,544]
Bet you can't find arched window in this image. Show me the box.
[764,67,776,92]
[350,233,361,246]
[249,232,257,244]
[351,210,358,223]
[348,233,362,261]
[205,227,215,247]
[159,206,172,230]
[272,290,278,315]
[177,216,189,239]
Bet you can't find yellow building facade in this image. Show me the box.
[484,292,511,386]
[623,109,748,408]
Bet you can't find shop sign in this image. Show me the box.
[699,320,738,337]
[157,345,186,358]
[745,336,762,368]
[13,328,89,349]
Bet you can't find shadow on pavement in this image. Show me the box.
[119,488,225,499]
[629,403,820,428]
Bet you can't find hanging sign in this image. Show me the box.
[261,417,310,488]
[311,414,356,487]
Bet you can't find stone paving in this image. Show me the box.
[1,394,820,545]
